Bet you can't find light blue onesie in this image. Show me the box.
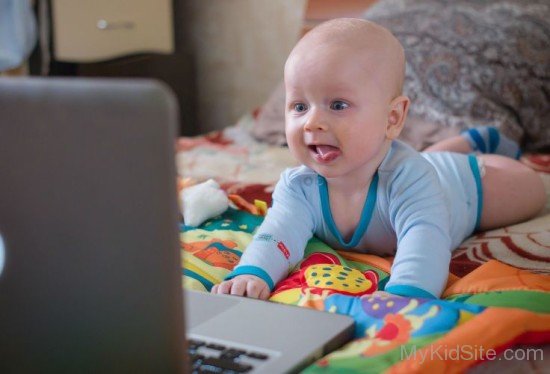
[226,140,483,298]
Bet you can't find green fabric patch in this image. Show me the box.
[183,207,265,233]
[444,290,550,313]
[304,333,444,373]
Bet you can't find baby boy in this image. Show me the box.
[212,18,545,299]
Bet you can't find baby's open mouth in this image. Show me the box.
[308,144,341,162]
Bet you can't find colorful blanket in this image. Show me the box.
[178,124,550,372]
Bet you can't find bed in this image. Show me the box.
[177,114,549,373]
[178,0,549,372]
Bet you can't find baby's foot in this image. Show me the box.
[461,126,521,159]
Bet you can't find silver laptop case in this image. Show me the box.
[0,78,186,373]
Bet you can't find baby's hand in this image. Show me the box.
[211,275,270,300]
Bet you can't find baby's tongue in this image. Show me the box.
[316,145,340,161]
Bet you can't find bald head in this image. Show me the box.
[285,18,406,99]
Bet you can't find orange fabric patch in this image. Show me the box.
[443,260,550,298]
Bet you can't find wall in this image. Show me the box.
[185,0,306,133]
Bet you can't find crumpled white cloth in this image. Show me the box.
[180,179,229,227]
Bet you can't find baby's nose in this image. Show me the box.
[303,115,329,132]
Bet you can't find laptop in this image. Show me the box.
[0,78,354,373]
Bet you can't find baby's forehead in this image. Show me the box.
[285,19,405,95]
[303,19,399,52]
[290,23,401,68]
[285,41,395,82]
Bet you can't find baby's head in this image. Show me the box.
[284,18,410,182]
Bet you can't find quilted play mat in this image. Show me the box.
[178,125,550,372]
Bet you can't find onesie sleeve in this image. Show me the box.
[225,169,317,290]
[384,161,452,298]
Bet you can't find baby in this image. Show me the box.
[212,18,546,300]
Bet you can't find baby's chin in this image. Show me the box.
[302,160,343,179]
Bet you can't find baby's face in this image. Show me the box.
[284,43,394,181]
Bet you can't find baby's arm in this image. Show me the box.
[212,170,316,298]
[384,164,452,299]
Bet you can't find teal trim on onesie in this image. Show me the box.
[385,284,437,299]
[467,154,484,231]
[318,172,379,249]
[225,265,275,290]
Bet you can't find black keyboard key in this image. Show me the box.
[220,348,246,360]
[246,352,268,360]
[190,353,205,363]
[226,348,246,355]
[219,353,238,361]
[206,343,226,351]
[189,340,206,350]
[189,339,206,346]
[200,357,253,373]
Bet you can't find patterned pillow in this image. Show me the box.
[364,0,550,152]
[251,82,287,146]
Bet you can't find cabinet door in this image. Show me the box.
[51,0,174,62]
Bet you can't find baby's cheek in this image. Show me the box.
[287,136,306,156]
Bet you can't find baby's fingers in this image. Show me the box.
[213,280,234,295]
[229,278,247,296]
[246,281,265,299]
[258,286,270,300]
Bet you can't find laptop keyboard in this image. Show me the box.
[188,338,270,373]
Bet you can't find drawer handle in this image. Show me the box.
[97,19,136,30]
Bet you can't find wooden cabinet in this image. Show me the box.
[38,0,197,136]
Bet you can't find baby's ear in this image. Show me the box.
[386,96,410,140]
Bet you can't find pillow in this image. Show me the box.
[252,81,287,146]
[364,0,550,152]
[253,0,550,152]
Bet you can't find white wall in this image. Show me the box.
[185,0,306,133]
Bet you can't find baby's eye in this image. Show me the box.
[293,103,308,112]
[330,101,349,111]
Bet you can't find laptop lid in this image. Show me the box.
[0,78,185,372]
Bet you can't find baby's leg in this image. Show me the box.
[423,136,472,153]
[424,126,520,159]
[478,154,546,231]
